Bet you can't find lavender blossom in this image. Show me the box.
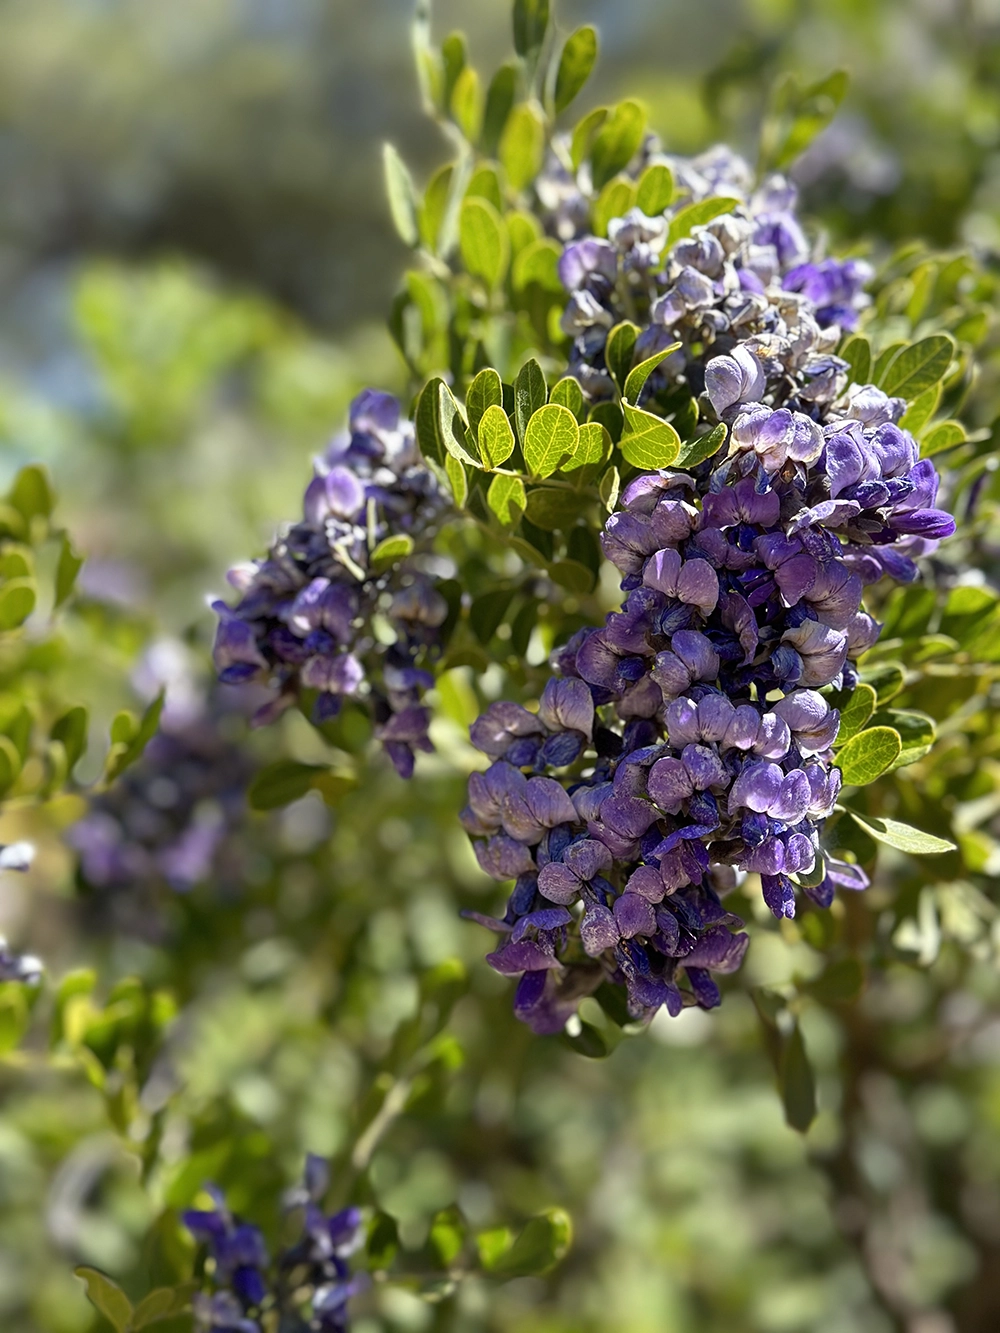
[184,1157,367,1333]
[212,391,450,778]
[461,374,955,1032]
[557,144,869,408]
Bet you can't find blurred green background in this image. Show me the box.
[1,1,999,1331]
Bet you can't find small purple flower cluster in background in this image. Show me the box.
[555,142,871,406]
[183,1156,367,1333]
[212,390,450,777]
[68,701,254,937]
[463,197,955,1030]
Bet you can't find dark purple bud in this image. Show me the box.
[761,873,796,919]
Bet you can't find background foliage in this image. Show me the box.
[0,2,999,1332]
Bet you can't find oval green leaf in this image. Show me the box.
[833,683,876,746]
[880,334,954,399]
[466,367,503,436]
[371,533,415,569]
[554,25,598,114]
[667,197,740,248]
[623,343,681,403]
[523,404,580,478]
[835,725,903,787]
[847,811,956,855]
[500,103,545,193]
[487,473,526,526]
[635,162,673,216]
[459,197,509,290]
[478,404,516,470]
[590,100,647,190]
[619,402,681,469]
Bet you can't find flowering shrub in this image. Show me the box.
[3,2,1000,1331]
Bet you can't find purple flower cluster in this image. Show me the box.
[68,704,253,937]
[212,390,450,777]
[183,1157,367,1333]
[557,147,870,405]
[462,382,954,1032]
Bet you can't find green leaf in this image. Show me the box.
[779,1023,816,1133]
[524,486,589,531]
[74,1267,133,1333]
[8,465,54,525]
[770,69,849,171]
[859,662,905,704]
[248,760,353,811]
[598,465,620,511]
[51,705,89,771]
[367,1210,400,1269]
[590,100,647,190]
[513,358,547,443]
[561,1019,610,1057]
[900,383,941,435]
[870,708,935,767]
[511,237,563,292]
[839,333,871,386]
[460,197,509,290]
[833,684,876,746]
[847,811,956,855]
[562,421,610,472]
[880,334,954,399]
[0,578,36,630]
[416,378,480,467]
[872,340,907,386]
[132,1284,197,1328]
[419,164,453,253]
[477,405,516,470]
[500,103,545,193]
[548,558,595,594]
[619,402,681,469]
[450,66,483,141]
[445,454,468,507]
[513,0,550,60]
[666,197,740,248]
[592,175,637,239]
[921,420,966,458]
[523,404,580,478]
[429,1205,467,1267]
[605,321,639,393]
[55,532,84,608]
[675,422,727,468]
[487,473,526,526]
[482,63,518,157]
[549,376,584,420]
[805,958,865,1005]
[835,725,902,787]
[489,1208,572,1277]
[570,106,607,171]
[553,25,597,114]
[370,534,415,569]
[466,367,503,436]
[634,163,674,216]
[382,143,420,247]
[105,691,164,783]
[470,589,515,643]
[623,344,682,403]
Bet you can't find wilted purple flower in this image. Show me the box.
[211,391,450,777]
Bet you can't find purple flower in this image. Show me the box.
[211,391,449,777]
